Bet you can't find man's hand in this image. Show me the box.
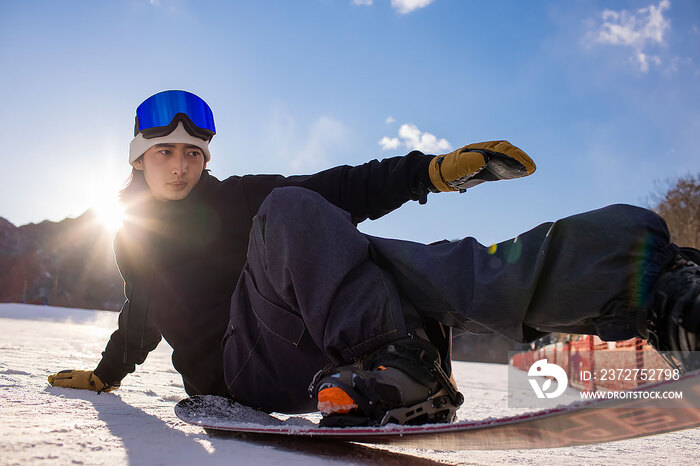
[428,140,536,192]
[47,370,118,393]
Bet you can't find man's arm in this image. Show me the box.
[279,150,434,223]
[48,232,161,391]
[93,231,162,387]
[239,141,535,225]
[92,308,162,388]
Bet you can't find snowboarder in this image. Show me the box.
[49,90,700,427]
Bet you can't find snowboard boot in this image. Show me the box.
[309,336,464,427]
[640,247,700,372]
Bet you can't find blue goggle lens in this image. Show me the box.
[136,90,216,134]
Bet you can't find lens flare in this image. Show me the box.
[94,193,125,233]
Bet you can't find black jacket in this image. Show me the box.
[94,151,435,396]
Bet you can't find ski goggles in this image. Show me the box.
[135,90,216,141]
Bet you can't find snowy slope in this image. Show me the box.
[1,303,699,465]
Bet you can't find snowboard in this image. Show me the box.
[175,369,700,450]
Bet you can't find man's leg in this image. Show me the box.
[368,204,676,343]
[223,193,690,417]
[223,186,409,413]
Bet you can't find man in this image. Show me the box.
[49,90,700,427]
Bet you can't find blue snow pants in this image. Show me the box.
[222,187,676,413]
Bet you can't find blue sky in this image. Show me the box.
[1,0,698,245]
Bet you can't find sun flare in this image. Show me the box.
[94,193,125,233]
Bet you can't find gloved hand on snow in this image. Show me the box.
[428,140,536,192]
[48,370,119,393]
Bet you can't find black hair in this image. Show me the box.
[118,153,149,208]
[118,168,148,206]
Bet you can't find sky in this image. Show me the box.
[1,0,698,245]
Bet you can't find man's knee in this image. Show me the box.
[602,204,670,238]
[254,186,344,247]
[562,204,669,240]
[258,186,325,218]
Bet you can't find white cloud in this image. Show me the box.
[385,116,395,124]
[351,0,434,15]
[391,0,434,15]
[293,117,350,171]
[379,123,451,154]
[262,107,351,173]
[379,136,401,150]
[149,0,160,5]
[591,0,671,72]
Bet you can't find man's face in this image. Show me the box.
[134,143,206,201]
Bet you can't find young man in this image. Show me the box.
[49,90,700,427]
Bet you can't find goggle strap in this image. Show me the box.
[136,113,214,141]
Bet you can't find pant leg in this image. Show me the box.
[223,187,407,413]
[368,204,676,343]
[224,194,675,412]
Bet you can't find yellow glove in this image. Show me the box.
[428,140,536,192]
[48,370,118,393]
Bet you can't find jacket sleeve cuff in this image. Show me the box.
[93,337,135,386]
[94,357,132,387]
[407,152,438,203]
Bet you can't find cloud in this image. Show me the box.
[352,0,434,14]
[262,108,351,173]
[149,0,160,5]
[293,116,350,171]
[589,0,671,72]
[391,0,434,14]
[385,116,395,124]
[379,123,451,153]
[379,136,401,150]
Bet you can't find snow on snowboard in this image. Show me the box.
[175,369,700,450]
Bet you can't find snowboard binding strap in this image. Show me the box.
[379,389,461,425]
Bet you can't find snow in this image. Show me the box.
[1,303,699,465]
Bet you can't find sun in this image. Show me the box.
[94,192,125,233]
